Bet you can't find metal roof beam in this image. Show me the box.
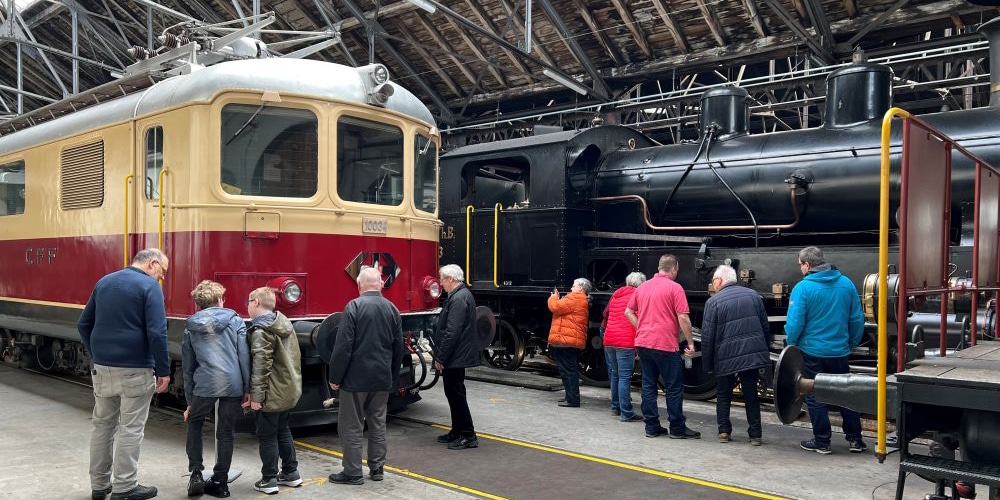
[535,0,611,100]
[802,0,833,49]
[761,0,835,64]
[570,0,625,65]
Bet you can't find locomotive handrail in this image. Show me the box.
[158,167,170,252]
[123,174,133,267]
[591,185,801,232]
[493,203,502,288]
[465,205,474,285]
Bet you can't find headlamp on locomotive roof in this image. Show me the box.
[359,64,394,107]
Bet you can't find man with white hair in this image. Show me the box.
[433,264,481,450]
[701,265,770,446]
[327,267,405,485]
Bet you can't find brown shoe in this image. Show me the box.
[718,432,731,443]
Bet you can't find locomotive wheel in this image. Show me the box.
[681,339,717,400]
[35,338,57,371]
[579,332,609,387]
[482,320,525,371]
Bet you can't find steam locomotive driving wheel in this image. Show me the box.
[482,319,525,370]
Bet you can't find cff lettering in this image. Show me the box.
[25,247,57,265]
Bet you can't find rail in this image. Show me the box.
[876,107,1000,462]
[123,174,133,267]
[493,203,502,288]
[465,205,474,285]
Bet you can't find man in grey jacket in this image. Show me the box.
[182,280,250,498]
[327,267,405,486]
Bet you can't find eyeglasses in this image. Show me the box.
[153,260,168,277]
[246,298,257,306]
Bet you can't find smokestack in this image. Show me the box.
[978,17,1000,106]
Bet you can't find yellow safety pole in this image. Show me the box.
[878,107,910,462]
[123,174,133,267]
[157,168,169,251]
[493,203,502,288]
[465,205,475,285]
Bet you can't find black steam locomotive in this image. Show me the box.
[439,20,1000,397]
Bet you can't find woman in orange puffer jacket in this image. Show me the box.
[548,278,592,408]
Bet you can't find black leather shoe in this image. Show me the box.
[92,487,112,500]
[369,465,384,482]
[447,436,479,450]
[328,472,364,485]
[436,432,459,444]
[645,428,670,438]
[557,401,580,407]
[187,470,205,497]
[203,479,229,498]
[110,485,158,500]
[557,398,567,403]
[669,428,702,439]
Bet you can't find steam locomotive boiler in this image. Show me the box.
[440,19,1000,395]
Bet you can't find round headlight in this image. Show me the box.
[428,281,441,299]
[373,64,389,85]
[283,282,302,304]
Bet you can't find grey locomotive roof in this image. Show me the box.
[0,58,434,155]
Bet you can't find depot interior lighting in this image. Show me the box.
[406,0,437,13]
[543,68,589,96]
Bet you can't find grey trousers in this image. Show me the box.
[89,365,156,493]
[337,390,389,476]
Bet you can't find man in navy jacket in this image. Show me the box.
[785,246,866,455]
[78,248,171,500]
[701,265,770,446]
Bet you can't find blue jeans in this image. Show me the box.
[637,347,686,434]
[605,347,636,419]
[551,346,580,405]
[802,354,862,446]
[716,369,762,438]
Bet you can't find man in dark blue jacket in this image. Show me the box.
[785,246,866,455]
[434,264,481,450]
[182,280,250,498]
[327,267,405,485]
[701,265,770,446]
[78,248,171,500]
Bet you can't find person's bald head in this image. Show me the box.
[357,267,383,293]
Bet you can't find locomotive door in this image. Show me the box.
[133,122,167,253]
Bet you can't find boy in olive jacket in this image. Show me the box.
[245,287,303,495]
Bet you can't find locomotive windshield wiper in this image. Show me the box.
[226,104,266,145]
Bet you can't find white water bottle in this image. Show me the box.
[683,355,693,369]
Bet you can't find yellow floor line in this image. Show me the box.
[427,424,791,500]
[294,440,510,500]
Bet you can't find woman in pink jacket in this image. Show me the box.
[601,272,646,421]
[548,278,592,408]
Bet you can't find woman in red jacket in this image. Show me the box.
[601,272,646,421]
[548,278,592,408]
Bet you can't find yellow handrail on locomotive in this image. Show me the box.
[877,107,910,463]
[465,205,475,285]
[493,203,502,288]
[158,167,170,252]
[123,174,133,267]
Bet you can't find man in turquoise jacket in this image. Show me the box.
[785,246,866,455]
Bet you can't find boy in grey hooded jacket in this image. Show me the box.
[182,281,250,498]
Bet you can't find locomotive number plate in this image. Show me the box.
[362,218,388,235]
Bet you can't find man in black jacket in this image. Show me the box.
[434,264,480,450]
[701,265,770,446]
[327,267,405,485]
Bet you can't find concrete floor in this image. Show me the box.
[0,363,939,500]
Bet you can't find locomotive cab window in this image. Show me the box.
[0,161,25,216]
[337,116,404,206]
[465,158,529,209]
[414,135,437,213]
[220,104,318,198]
[144,126,163,200]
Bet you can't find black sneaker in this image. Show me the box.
[669,428,702,439]
[800,439,832,454]
[369,465,384,482]
[202,478,229,498]
[187,470,205,497]
[448,436,479,450]
[92,487,112,500]
[645,427,670,438]
[277,470,303,487]
[328,472,364,485]
[621,414,643,422]
[253,478,278,495]
[557,401,580,407]
[848,439,869,453]
[436,432,459,444]
[110,485,158,500]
